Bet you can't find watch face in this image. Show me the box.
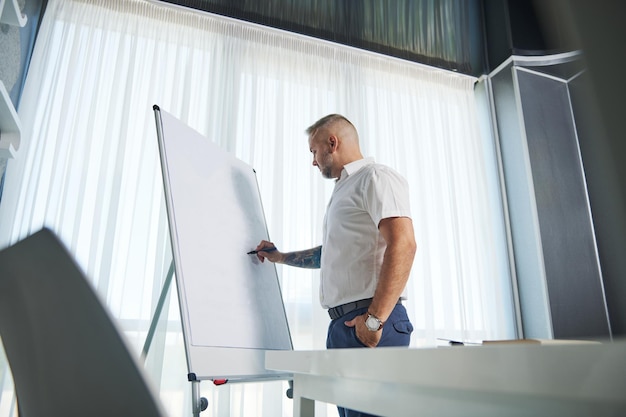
[366,315,380,331]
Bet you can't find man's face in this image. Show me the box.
[309,135,334,179]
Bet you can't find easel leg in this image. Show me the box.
[141,261,175,361]
[191,379,203,417]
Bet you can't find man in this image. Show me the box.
[255,114,416,417]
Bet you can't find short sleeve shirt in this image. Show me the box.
[320,158,412,308]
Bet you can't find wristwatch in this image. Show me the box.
[365,312,384,331]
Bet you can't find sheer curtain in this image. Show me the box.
[0,0,515,416]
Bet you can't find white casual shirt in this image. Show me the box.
[320,157,412,309]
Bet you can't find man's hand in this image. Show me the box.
[254,240,284,263]
[344,313,381,348]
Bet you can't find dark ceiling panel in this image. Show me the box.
[158,0,485,76]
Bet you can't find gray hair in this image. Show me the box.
[305,114,355,136]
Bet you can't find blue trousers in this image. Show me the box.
[326,304,413,417]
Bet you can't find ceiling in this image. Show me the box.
[159,0,487,76]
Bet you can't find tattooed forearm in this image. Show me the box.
[283,246,322,269]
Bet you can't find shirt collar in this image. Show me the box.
[339,157,375,181]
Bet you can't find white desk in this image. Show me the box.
[266,340,626,417]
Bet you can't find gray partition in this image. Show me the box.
[515,68,610,339]
[153,106,292,381]
[488,56,611,340]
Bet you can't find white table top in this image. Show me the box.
[266,340,626,417]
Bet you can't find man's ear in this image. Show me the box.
[328,135,338,152]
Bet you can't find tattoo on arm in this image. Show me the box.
[283,246,322,269]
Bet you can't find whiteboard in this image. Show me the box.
[153,106,292,381]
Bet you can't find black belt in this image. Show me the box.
[328,298,401,320]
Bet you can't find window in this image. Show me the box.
[0,1,515,416]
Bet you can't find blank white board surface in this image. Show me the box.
[154,106,292,381]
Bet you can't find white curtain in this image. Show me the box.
[0,0,515,416]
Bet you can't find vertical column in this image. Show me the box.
[490,56,611,340]
[514,66,610,339]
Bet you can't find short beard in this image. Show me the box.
[320,153,334,179]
